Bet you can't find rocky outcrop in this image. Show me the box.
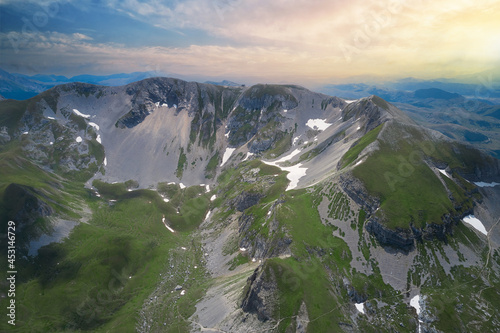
[3,183,53,231]
[0,126,10,143]
[241,265,278,322]
[339,173,379,214]
[231,192,263,212]
[365,219,415,253]
[238,213,292,259]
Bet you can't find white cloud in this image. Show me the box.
[1,0,498,82]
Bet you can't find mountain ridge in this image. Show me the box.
[1,77,499,332]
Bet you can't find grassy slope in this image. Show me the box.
[348,123,478,229]
[0,183,211,332]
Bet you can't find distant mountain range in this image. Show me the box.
[0,68,165,100]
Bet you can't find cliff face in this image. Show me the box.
[241,265,278,322]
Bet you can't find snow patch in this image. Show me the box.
[210,195,217,201]
[180,290,186,296]
[474,181,500,187]
[22,131,29,135]
[103,157,107,166]
[306,119,331,131]
[76,136,82,143]
[344,99,357,104]
[293,137,299,145]
[221,147,236,166]
[239,247,247,252]
[163,198,170,202]
[88,122,100,130]
[204,210,212,221]
[205,184,210,192]
[49,142,53,145]
[47,116,55,120]
[410,295,421,315]
[225,131,230,138]
[96,134,102,144]
[283,164,308,191]
[283,109,288,113]
[179,183,186,189]
[274,149,301,163]
[355,303,365,314]
[155,102,160,108]
[463,215,487,235]
[73,109,91,119]
[263,160,308,191]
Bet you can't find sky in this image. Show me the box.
[0,0,499,86]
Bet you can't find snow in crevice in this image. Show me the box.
[306,119,331,131]
[162,215,175,233]
[354,159,364,167]
[225,131,231,138]
[438,169,452,178]
[96,135,102,144]
[73,109,91,119]
[462,215,487,235]
[221,147,236,167]
[243,152,254,161]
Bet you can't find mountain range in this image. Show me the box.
[0,77,499,332]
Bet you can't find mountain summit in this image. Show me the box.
[1,77,499,332]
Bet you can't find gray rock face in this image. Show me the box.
[238,213,292,259]
[241,265,277,322]
[0,126,10,143]
[231,192,263,212]
[365,219,415,252]
[3,183,53,239]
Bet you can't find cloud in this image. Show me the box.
[1,0,498,82]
